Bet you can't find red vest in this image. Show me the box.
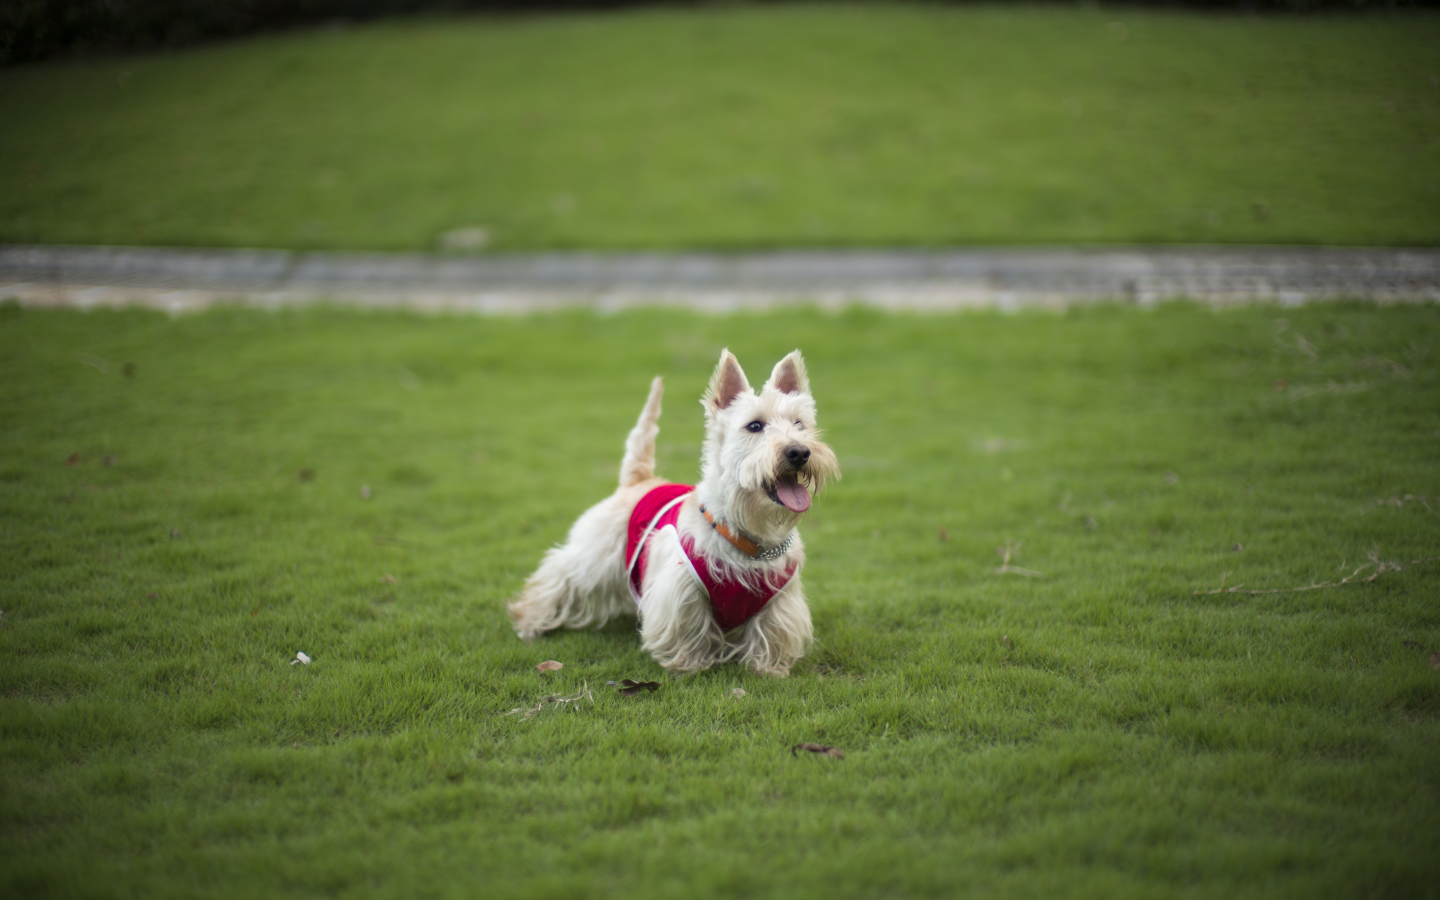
[626,483,797,631]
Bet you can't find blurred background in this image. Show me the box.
[7,0,1432,65]
[2,0,1438,253]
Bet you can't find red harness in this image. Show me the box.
[626,483,797,631]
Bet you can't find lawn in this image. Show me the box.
[1,3,1439,252]
[1,299,1438,898]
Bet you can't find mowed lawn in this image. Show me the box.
[1,300,1438,898]
[1,4,1439,252]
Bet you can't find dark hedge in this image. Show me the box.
[2,0,1435,66]
[0,1,622,65]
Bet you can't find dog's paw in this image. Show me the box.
[507,602,544,641]
[512,621,551,642]
[662,654,722,676]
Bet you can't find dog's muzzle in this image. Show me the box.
[783,443,810,469]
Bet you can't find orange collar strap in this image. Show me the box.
[700,504,762,558]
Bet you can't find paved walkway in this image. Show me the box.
[3,243,1438,313]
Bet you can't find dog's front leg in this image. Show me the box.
[638,538,725,674]
[725,578,813,677]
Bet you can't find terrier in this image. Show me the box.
[507,349,839,676]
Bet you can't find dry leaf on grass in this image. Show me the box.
[791,743,844,759]
[536,660,564,673]
[65,452,80,467]
[290,651,311,666]
[379,574,397,584]
[730,688,747,698]
[607,679,660,696]
[1431,652,1440,671]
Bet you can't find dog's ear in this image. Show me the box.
[763,350,809,395]
[705,349,751,412]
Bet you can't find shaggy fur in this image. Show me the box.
[507,349,840,676]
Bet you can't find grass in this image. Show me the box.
[1,299,1438,898]
[1,3,1439,252]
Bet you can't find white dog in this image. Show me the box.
[508,349,840,676]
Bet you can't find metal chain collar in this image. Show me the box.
[754,532,795,561]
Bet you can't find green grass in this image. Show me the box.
[1,3,1439,252]
[1,299,1438,898]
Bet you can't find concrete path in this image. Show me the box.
[3,243,1438,314]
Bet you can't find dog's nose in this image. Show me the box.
[783,444,811,468]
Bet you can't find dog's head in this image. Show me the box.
[700,349,840,535]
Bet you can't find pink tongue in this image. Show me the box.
[775,479,811,513]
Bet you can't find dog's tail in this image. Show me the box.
[619,376,664,487]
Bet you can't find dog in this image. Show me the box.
[507,349,839,676]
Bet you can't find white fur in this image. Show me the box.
[507,351,840,677]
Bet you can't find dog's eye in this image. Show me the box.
[795,420,804,429]
[746,421,764,433]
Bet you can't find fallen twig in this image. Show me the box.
[993,541,1043,578]
[504,681,594,719]
[1194,554,1439,596]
